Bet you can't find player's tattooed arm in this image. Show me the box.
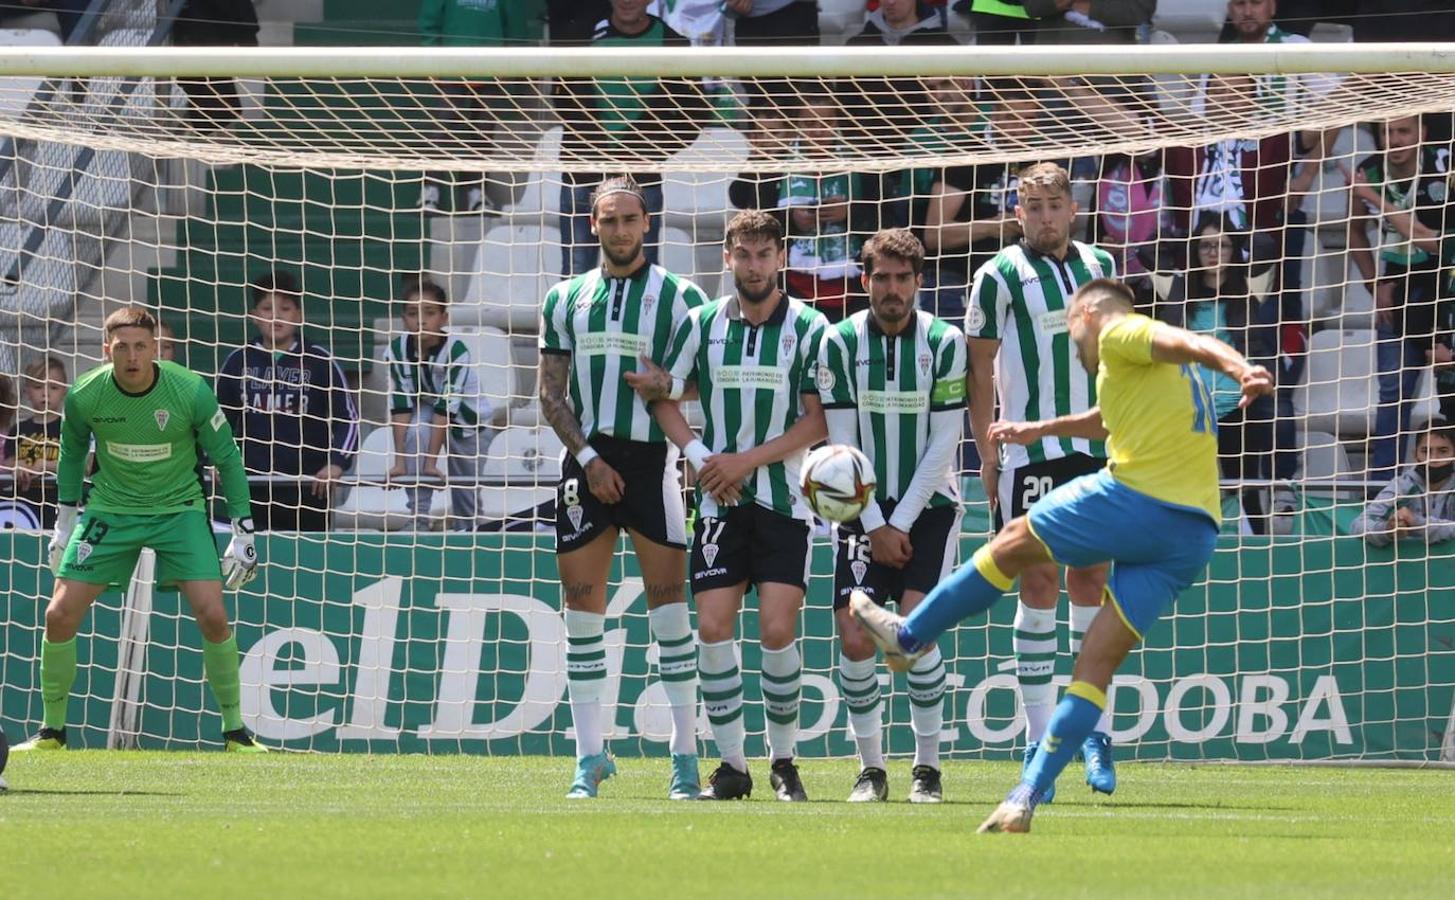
[625,355,698,402]
[538,352,589,457]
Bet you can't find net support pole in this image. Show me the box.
[107,547,155,751]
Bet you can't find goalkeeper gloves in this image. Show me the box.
[48,503,78,576]
[222,518,258,591]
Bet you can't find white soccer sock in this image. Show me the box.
[1014,602,1059,743]
[649,603,699,757]
[837,653,884,771]
[564,609,606,760]
[907,647,946,770]
[698,639,747,771]
[1070,602,1115,736]
[760,643,802,763]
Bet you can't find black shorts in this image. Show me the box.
[833,502,960,610]
[556,435,687,553]
[690,503,812,594]
[994,453,1107,531]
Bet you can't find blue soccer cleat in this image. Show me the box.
[1021,741,1055,804]
[1083,731,1116,795]
[668,753,700,800]
[566,751,617,799]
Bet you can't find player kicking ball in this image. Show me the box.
[851,279,1273,832]
[817,229,966,803]
[13,307,264,753]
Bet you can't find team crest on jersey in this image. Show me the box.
[780,334,796,361]
[850,559,868,585]
[154,409,170,432]
[965,305,986,332]
[816,365,836,392]
[566,503,584,532]
[642,293,657,312]
[76,541,93,563]
[919,353,932,376]
[702,541,719,568]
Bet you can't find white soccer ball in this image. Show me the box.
[801,444,877,523]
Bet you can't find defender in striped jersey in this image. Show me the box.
[632,210,829,802]
[537,177,709,801]
[818,229,967,804]
[966,162,1117,797]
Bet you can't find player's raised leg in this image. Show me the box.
[631,528,699,800]
[694,581,753,800]
[1067,566,1116,794]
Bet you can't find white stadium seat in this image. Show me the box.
[478,426,564,521]
[333,426,447,531]
[1295,329,1377,438]
[459,223,562,332]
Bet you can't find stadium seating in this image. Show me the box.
[332,425,449,531]
[478,425,564,521]
[1296,329,1378,438]
[459,223,562,332]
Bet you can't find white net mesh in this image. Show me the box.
[0,44,1451,761]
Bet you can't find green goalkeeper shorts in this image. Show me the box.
[58,509,223,589]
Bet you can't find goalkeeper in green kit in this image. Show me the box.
[13,307,265,753]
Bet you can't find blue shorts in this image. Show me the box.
[1026,469,1219,639]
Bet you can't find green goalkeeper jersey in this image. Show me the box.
[58,360,252,519]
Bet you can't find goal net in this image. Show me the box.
[0,44,1451,762]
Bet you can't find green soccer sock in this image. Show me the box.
[202,634,244,733]
[40,637,78,731]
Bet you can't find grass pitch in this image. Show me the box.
[0,752,1449,898]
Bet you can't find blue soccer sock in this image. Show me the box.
[1021,681,1107,795]
[900,545,1014,653]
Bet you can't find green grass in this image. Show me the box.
[1,753,1450,898]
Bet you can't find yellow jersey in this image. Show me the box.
[1096,314,1222,524]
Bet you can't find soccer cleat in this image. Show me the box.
[847,767,887,802]
[13,727,66,751]
[223,728,268,754]
[1021,741,1055,804]
[698,762,752,800]
[769,758,808,802]
[977,783,1043,834]
[566,751,617,799]
[1082,731,1116,795]
[848,590,922,673]
[907,765,943,804]
[668,753,701,800]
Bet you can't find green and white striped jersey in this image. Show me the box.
[540,263,708,443]
[967,240,1113,470]
[663,294,828,521]
[383,332,485,434]
[818,309,967,511]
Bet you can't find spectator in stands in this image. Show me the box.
[554,0,710,277]
[1348,114,1455,478]
[157,319,177,362]
[730,94,883,321]
[1436,279,1454,426]
[547,0,610,42]
[416,0,522,217]
[1023,0,1152,44]
[725,0,821,45]
[897,75,1016,319]
[1347,0,1455,43]
[172,0,260,129]
[844,0,960,152]
[383,280,492,532]
[1155,214,1278,532]
[3,356,66,522]
[216,271,359,532]
[1349,427,1455,546]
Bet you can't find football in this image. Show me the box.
[801,444,877,523]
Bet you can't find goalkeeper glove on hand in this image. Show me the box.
[222,518,258,591]
[48,504,78,576]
